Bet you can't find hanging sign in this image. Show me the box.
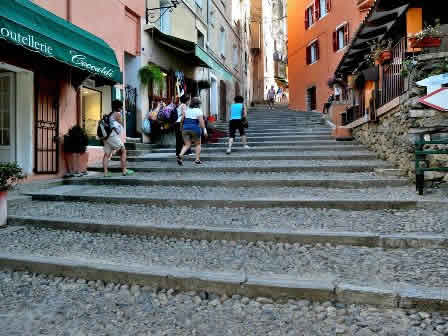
[416,73,448,94]
[418,88,448,112]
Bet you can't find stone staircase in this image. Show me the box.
[2,107,448,333]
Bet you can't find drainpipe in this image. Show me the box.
[207,0,211,117]
[67,0,72,22]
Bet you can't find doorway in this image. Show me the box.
[125,85,138,138]
[0,73,15,163]
[219,81,227,121]
[307,86,317,111]
[34,73,59,174]
[210,77,218,117]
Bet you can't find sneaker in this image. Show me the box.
[226,148,231,155]
[195,160,203,165]
[63,173,74,178]
[104,172,113,178]
[243,145,251,149]
[81,171,89,176]
[123,169,135,176]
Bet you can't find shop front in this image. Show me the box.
[0,0,122,176]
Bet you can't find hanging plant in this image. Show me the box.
[139,64,164,87]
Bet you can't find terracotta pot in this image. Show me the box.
[79,151,89,173]
[379,50,392,64]
[409,37,442,48]
[0,191,7,227]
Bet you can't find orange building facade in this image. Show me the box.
[288,0,372,112]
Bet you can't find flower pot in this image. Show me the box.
[64,152,75,174]
[379,50,392,64]
[409,37,442,48]
[0,191,7,227]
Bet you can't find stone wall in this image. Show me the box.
[352,53,448,181]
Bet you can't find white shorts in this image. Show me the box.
[103,134,123,155]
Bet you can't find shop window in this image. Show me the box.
[305,5,314,29]
[333,23,349,51]
[81,87,102,142]
[306,40,320,65]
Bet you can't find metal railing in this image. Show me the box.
[378,38,406,107]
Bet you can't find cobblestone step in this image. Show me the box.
[204,141,351,147]
[8,215,448,249]
[62,174,408,188]
[0,227,447,310]
[9,200,448,236]
[24,184,421,210]
[4,270,446,336]
[115,153,378,163]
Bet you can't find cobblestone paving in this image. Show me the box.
[9,201,448,234]
[40,184,420,200]
[1,227,448,288]
[1,270,448,336]
[101,159,388,169]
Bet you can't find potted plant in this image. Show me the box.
[139,64,164,87]
[409,24,443,48]
[369,39,393,64]
[63,125,89,177]
[0,162,25,227]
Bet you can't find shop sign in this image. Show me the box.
[419,88,448,112]
[0,26,116,81]
[416,73,448,94]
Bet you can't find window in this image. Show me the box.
[219,27,226,57]
[233,46,239,68]
[209,10,215,27]
[197,30,205,48]
[313,0,331,21]
[0,75,11,146]
[160,1,171,34]
[333,23,349,51]
[305,5,314,29]
[81,87,102,139]
[195,0,202,8]
[306,40,320,65]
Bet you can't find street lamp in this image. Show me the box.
[146,0,181,24]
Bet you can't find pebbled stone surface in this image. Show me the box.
[9,200,448,234]
[1,227,448,288]
[1,270,448,336]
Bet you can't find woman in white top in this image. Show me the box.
[175,95,190,157]
[177,97,207,165]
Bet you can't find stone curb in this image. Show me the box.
[8,216,448,249]
[114,154,379,163]
[25,194,418,210]
[63,177,409,189]
[87,165,386,173]
[0,253,447,310]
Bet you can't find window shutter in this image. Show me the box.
[326,0,331,13]
[333,31,338,51]
[314,0,320,21]
[305,9,309,29]
[316,41,320,60]
[306,46,311,65]
[344,23,350,46]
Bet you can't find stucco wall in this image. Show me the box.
[288,1,366,112]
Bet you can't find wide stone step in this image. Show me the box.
[214,135,334,143]
[115,152,378,163]
[3,270,441,336]
[63,174,408,188]
[9,199,448,239]
[204,141,352,148]
[25,184,423,210]
[1,227,447,310]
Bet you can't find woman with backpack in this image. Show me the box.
[177,97,207,165]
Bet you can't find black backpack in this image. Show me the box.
[97,113,113,140]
